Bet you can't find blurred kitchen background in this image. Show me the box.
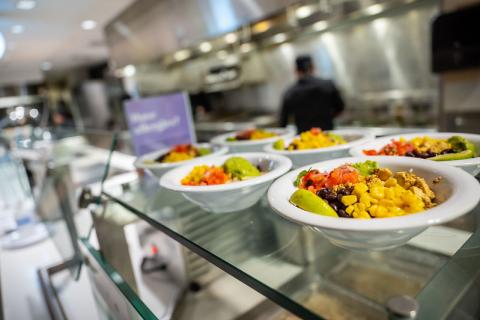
[1,0,479,141]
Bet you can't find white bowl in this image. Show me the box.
[264,129,374,168]
[134,143,228,178]
[268,156,480,251]
[349,132,480,176]
[211,128,295,153]
[160,153,292,213]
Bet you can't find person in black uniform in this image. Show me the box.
[279,55,344,132]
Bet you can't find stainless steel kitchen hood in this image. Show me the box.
[105,0,300,68]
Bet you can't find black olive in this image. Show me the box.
[330,203,338,212]
[317,188,329,198]
[337,209,350,218]
[325,193,337,202]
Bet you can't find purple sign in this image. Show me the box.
[124,92,196,156]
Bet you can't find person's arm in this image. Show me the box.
[330,82,345,116]
[279,93,292,127]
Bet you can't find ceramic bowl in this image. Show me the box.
[134,143,228,178]
[349,132,480,176]
[264,129,374,168]
[160,153,292,213]
[267,156,480,251]
[211,128,295,153]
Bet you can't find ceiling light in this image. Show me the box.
[123,64,136,77]
[199,41,212,53]
[0,33,5,60]
[174,50,191,62]
[16,0,36,10]
[9,112,17,121]
[224,33,238,44]
[240,43,253,53]
[41,61,52,71]
[81,20,97,30]
[272,33,287,44]
[365,4,383,15]
[313,21,328,31]
[29,108,39,119]
[252,21,271,34]
[11,25,25,34]
[15,106,25,120]
[296,6,314,19]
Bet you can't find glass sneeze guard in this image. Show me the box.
[99,172,480,320]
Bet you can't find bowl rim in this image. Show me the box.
[267,156,480,231]
[264,129,374,154]
[210,127,295,146]
[160,152,292,192]
[349,132,480,167]
[134,143,228,170]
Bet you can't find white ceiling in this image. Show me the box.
[0,0,134,86]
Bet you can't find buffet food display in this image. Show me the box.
[144,144,212,163]
[181,156,262,186]
[362,135,476,161]
[264,128,374,168]
[273,128,346,151]
[133,143,228,178]
[211,127,295,152]
[349,132,480,175]
[160,153,292,213]
[226,129,278,141]
[267,156,480,250]
[290,160,437,219]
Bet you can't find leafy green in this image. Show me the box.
[352,160,379,176]
[294,168,311,187]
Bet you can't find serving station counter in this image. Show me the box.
[5,127,479,320]
[89,143,480,320]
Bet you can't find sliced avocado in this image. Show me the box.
[290,189,338,217]
[273,139,285,150]
[224,157,260,179]
[226,137,237,142]
[428,149,474,161]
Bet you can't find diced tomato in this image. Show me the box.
[298,165,359,191]
[363,149,378,156]
[362,139,414,156]
[310,128,322,135]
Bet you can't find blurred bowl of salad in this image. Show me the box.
[160,153,292,213]
[268,156,480,250]
[349,132,480,176]
[264,128,374,168]
[210,128,295,153]
[134,143,228,178]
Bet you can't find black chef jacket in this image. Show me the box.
[279,76,344,132]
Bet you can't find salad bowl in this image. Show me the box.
[268,156,480,250]
[349,132,480,176]
[264,129,374,168]
[134,143,228,179]
[160,152,292,213]
[211,128,295,153]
